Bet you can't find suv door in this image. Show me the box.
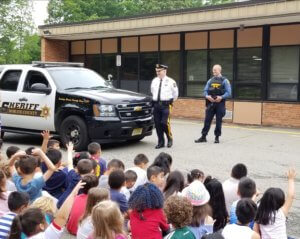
[0,69,23,129]
[16,69,56,131]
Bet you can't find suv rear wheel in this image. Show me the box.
[60,115,89,151]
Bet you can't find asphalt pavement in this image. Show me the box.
[1,119,300,238]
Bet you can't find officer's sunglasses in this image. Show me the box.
[155,69,164,73]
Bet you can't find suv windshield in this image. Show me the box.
[48,68,111,90]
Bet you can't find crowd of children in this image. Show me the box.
[0,131,297,239]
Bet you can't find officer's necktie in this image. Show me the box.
[157,78,162,102]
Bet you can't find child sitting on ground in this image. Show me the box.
[222,198,260,239]
[129,183,169,239]
[123,170,137,200]
[31,196,57,225]
[98,159,125,189]
[4,146,20,191]
[67,174,99,235]
[0,191,29,239]
[77,188,109,239]
[127,154,149,191]
[41,149,68,199]
[254,168,296,239]
[9,148,56,203]
[187,169,205,184]
[147,166,165,190]
[88,200,128,239]
[41,130,60,152]
[88,142,107,177]
[108,170,128,214]
[164,195,196,239]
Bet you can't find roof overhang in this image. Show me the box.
[39,0,300,41]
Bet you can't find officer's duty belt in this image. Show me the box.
[154,100,171,106]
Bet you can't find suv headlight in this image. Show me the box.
[93,104,117,117]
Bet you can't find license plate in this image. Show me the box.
[132,128,143,136]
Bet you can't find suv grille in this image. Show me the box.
[116,102,152,120]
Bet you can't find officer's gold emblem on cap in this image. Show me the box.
[155,64,168,69]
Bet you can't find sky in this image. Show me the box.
[32,0,49,27]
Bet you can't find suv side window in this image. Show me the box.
[0,70,22,91]
[23,70,50,92]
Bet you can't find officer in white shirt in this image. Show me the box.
[151,64,178,149]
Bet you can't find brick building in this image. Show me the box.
[39,0,300,127]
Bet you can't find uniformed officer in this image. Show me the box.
[151,64,178,149]
[195,64,231,144]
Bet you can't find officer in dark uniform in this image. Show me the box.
[151,64,178,149]
[195,64,231,143]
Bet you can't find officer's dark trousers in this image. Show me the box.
[153,102,172,144]
[201,101,226,137]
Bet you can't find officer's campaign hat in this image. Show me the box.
[155,64,168,69]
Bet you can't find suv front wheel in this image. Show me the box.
[60,115,89,151]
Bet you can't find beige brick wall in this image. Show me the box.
[262,102,300,127]
[173,99,300,128]
[41,38,69,62]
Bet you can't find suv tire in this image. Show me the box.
[60,115,89,151]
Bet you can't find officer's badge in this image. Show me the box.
[40,105,51,119]
[211,83,221,89]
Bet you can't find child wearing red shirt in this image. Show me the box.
[129,183,169,239]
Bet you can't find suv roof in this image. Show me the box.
[32,61,84,68]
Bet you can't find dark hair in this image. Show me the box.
[6,146,20,159]
[0,170,7,200]
[204,178,228,232]
[8,192,29,212]
[164,195,193,229]
[231,163,247,179]
[236,198,257,225]
[133,154,149,166]
[201,233,224,239]
[81,174,99,194]
[151,152,172,175]
[129,183,164,214]
[73,151,91,168]
[187,169,204,184]
[25,147,35,155]
[19,155,38,175]
[88,142,101,155]
[163,170,185,199]
[9,208,45,239]
[45,148,62,165]
[107,159,125,170]
[147,166,164,180]
[77,159,93,175]
[108,169,125,190]
[190,204,210,227]
[255,187,285,225]
[47,139,60,148]
[125,170,137,182]
[238,177,256,198]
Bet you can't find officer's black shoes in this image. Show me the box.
[155,143,165,149]
[214,136,220,144]
[194,136,207,143]
[167,139,173,148]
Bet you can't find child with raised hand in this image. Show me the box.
[129,183,169,239]
[4,146,20,191]
[164,195,196,239]
[9,148,56,202]
[8,180,85,239]
[222,198,260,239]
[41,130,60,153]
[0,192,29,239]
[77,188,109,239]
[254,168,296,239]
[88,200,127,239]
[67,174,99,235]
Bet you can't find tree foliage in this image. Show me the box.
[46,0,234,24]
[0,0,40,64]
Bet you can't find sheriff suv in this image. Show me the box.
[0,62,153,150]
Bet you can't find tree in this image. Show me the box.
[46,0,234,24]
[0,0,40,64]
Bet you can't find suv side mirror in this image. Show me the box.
[31,83,52,95]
